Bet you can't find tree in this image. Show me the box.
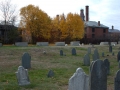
[19,4,51,42]
[65,13,84,40]
[51,13,84,42]
[0,0,17,43]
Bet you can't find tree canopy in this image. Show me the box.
[19,4,51,41]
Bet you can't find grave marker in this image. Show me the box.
[15,66,30,86]
[72,48,76,55]
[68,67,89,90]
[22,52,31,69]
[103,59,110,75]
[83,54,90,66]
[114,70,120,90]
[90,59,107,90]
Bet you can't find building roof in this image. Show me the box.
[84,21,109,28]
[109,29,120,33]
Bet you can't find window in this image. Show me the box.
[92,34,95,38]
[103,29,106,33]
[92,28,95,32]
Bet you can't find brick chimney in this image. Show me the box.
[80,9,85,21]
[85,5,89,21]
[98,21,100,26]
[112,25,114,29]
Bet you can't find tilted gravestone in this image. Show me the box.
[60,50,63,56]
[22,52,31,69]
[114,69,120,90]
[103,59,110,75]
[109,45,112,52]
[47,70,54,78]
[83,54,90,66]
[117,51,120,62]
[87,47,91,54]
[15,66,30,86]
[72,48,76,55]
[68,67,89,90]
[90,59,107,90]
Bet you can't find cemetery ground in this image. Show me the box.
[0,45,119,90]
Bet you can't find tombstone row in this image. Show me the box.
[69,59,120,90]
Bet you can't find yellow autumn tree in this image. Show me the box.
[19,4,51,42]
[51,13,84,42]
[65,13,84,40]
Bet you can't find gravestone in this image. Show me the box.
[72,48,76,55]
[87,47,91,54]
[60,50,63,56]
[22,52,31,69]
[102,52,104,57]
[90,59,107,90]
[117,51,120,62]
[103,59,110,75]
[83,54,90,66]
[15,66,30,86]
[47,70,54,78]
[109,45,112,52]
[114,70,120,90]
[93,48,99,61]
[68,67,89,90]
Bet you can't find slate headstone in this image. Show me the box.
[15,66,30,86]
[60,50,63,56]
[47,70,54,78]
[90,59,107,90]
[103,59,110,75]
[83,54,90,66]
[87,47,91,54]
[22,52,31,69]
[114,70,120,90]
[68,67,89,90]
[72,48,76,55]
[93,48,99,61]
[117,51,120,62]
[109,45,112,52]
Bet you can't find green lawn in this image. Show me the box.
[0,45,119,90]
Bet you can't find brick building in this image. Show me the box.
[80,6,120,44]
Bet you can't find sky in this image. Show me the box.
[1,0,120,30]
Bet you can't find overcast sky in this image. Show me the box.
[1,0,120,30]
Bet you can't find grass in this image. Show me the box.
[0,45,119,90]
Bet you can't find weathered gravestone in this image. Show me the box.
[114,69,120,90]
[90,59,107,90]
[22,52,31,69]
[47,70,54,78]
[87,47,91,54]
[117,51,120,62]
[72,48,76,55]
[60,50,63,56]
[15,66,30,86]
[103,59,110,75]
[83,54,90,66]
[92,48,99,61]
[109,45,112,52]
[68,67,89,90]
